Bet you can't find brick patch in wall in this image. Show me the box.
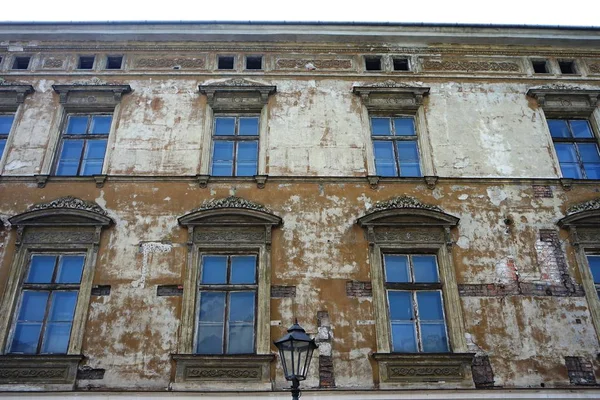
[565,356,597,385]
[533,185,553,198]
[91,285,111,296]
[319,355,336,388]
[77,368,105,380]
[471,355,495,388]
[346,281,372,297]
[271,285,296,298]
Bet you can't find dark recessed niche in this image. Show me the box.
[532,60,549,74]
[559,60,577,74]
[78,56,95,70]
[393,58,410,71]
[246,56,263,70]
[365,56,382,71]
[218,56,235,70]
[106,55,123,70]
[12,56,31,70]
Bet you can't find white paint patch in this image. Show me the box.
[487,187,508,206]
[456,236,470,249]
[131,242,173,288]
[3,160,30,171]
[270,320,282,326]
[458,194,469,200]
[356,320,375,325]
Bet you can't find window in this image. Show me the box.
[384,254,449,353]
[371,116,421,177]
[77,56,95,70]
[365,56,382,71]
[532,60,549,74]
[588,255,600,298]
[55,113,112,176]
[211,115,259,176]
[12,56,31,70]
[0,114,15,159]
[393,58,410,71]
[218,56,235,70]
[196,254,257,354]
[106,55,123,70]
[548,119,600,179]
[559,60,577,74]
[7,254,85,354]
[245,56,262,70]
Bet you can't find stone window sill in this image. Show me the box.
[0,354,83,385]
[371,352,475,383]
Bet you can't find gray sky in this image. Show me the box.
[2,0,599,26]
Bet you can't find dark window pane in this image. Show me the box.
[548,120,570,138]
[384,255,409,283]
[215,117,235,135]
[48,291,78,322]
[588,256,600,284]
[27,255,56,283]
[236,141,258,176]
[416,291,444,320]
[80,140,107,176]
[212,141,234,176]
[388,291,413,321]
[197,291,226,354]
[394,118,415,136]
[10,323,42,354]
[230,256,256,284]
[56,255,85,283]
[41,322,72,353]
[420,323,449,352]
[371,118,391,136]
[201,256,227,284]
[390,322,417,353]
[66,116,89,134]
[413,256,439,283]
[374,141,397,176]
[90,116,112,134]
[56,140,84,175]
[570,120,593,138]
[18,291,49,321]
[239,117,259,136]
[0,115,15,134]
[0,139,6,157]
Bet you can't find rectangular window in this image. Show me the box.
[7,254,85,354]
[371,116,421,177]
[106,55,123,70]
[588,255,600,298]
[393,58,410,71]
[218,56,235,70]
[365,56,382,71]
[55,113,112,176]
[384,254,449,353]
[559,60,577,75]
[77,56,95,70]
[532,60,549,74]
[12,56,31,70]
[0,114,15,159]
[211,115,259,176]
[245,56,263,70]
[196,254,257,354]
[549,119,600,179]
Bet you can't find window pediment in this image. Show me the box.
[353,81,430,112]
[558,198,600,228]
[527,84,600,117]
[178,196,281,227]
[52,83,132,110]
[357,196,459,228]
[0,83,34,110]
[199,78,276,112]
[9,196,112,227]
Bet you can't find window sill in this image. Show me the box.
[171,353,275,390]
[0,354,83,387]
[371,352,475,384]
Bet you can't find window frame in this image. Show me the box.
[0,113,16,162]
[548,118,600,180]
[210,114,260,177]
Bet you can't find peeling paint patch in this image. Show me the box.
[132,242,173,288]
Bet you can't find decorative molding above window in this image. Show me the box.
[199,78,276,111]
[0,84,35,110]
[353,81,430,112]
[527,85,600,117]
[52,84,132,110]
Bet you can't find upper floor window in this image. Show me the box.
[196,254,257,354]
[588,255,600,298]
[55,113,112,176]
[0,114,15,158]
[371,116,421,177]
[8,254,85,354]
[211,115,259,176]
[384,254,449,353]
[549,119,600,179]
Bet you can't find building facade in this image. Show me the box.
[0,21,600,399]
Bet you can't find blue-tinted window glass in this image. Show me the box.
[570,120,593,138]
[0,139,6,158]
[391,323,417,353]
[0,115,15,134]
[66,116,89,134]
[548,119,570,138]
[201,256,227,284]
[371,118,391,136]
[230,256,256,284]
[10,323,43,354]
[41,322,72,353]
[374,141,397,176]
[27,255,57,283]
[394,118,416,136]
[48,292,78,322]
[212,141,234,176]
[227,292,255,354]
[215,117,235,135]
[384,255,409,283]
[416,291,444,320]
[239,117,259,136]
[236,141,258,176]
[397,142,421,177]
[18,291,49,321]
[56,255,85,283]
[579,144,600,162]
[388,291,413,321]
[420,323,449,352]
[413,256,439,283]
[588,256,600,284]
[554,143,582,179]
[584,163,600,180]
[56,140,84,176]
[90,115,112,134]
[196,291,225,354]
[80,140,107,176]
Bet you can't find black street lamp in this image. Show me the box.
[274,320,318,400]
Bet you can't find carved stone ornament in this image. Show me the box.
[199,79,276,111]
[372,353,475,383]
[0,354,83,385]
[527,85,600,116]
[422,59,520,73]
[276,58,352,70]
[589,63,600,74]
[28,196,108,216]
[369,195,442,214]
[52,84,132,109]
[567,198,600,215]
[194,196,269,213]
[0,84,35,109]
[558,198,600,229]
[352,82,429,112]
[42,57,65,69]
[134,57,206,69]
[171,354,274,384]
